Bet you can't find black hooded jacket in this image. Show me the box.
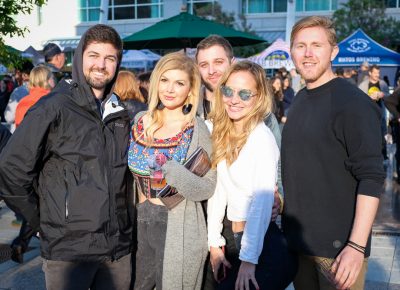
[0,35,132,261]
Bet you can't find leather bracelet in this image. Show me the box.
[347,242,365,254]
[347,240,366,251]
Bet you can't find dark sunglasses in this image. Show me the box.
[220,85,257,101]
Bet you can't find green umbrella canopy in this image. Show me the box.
[123,12,266,50]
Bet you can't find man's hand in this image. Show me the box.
[370,91,383,101]
[235,261,259,290]
[330,245,364,289]
[271,187,282,221]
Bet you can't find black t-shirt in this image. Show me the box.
[282,78,385,258]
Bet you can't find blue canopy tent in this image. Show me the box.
[333,29,400,84]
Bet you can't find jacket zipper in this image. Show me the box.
[65,191,69,220]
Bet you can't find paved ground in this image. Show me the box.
[0,178,399,290]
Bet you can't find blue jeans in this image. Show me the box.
[217,222,297,290]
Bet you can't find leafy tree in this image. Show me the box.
[0,0,47,69]
[195,3,267,57]
[332,0,400,50]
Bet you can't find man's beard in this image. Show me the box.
[85,69,113,91]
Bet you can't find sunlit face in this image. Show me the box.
[83,42,118,99]
[369,68,380,83]
[283,78,290,89]
[272,78,281,92]
[291,26,338,89]
[55,53,66,69]
[196,45,231,92]
[223,71,257,129]
[158,69,191,111]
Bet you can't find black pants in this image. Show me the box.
[42,253,131,290]
[134,200,168,290]
[204,221,297,290]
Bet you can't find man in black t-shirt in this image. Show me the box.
[282,16,384,290]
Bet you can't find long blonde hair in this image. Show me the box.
[144,52,201,142]
[209,61,273,167]
[114,70,145,103]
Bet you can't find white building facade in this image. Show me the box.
[5,0,400,52]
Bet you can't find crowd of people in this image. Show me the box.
[0,15,393,290]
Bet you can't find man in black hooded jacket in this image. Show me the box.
[0,24,132,290]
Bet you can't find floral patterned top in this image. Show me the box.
[128,116,194,197]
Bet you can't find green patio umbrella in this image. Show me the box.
[123,12,266,50]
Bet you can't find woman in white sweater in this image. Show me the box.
[207,61,296,290]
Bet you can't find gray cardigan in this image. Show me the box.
[134,112,216,290]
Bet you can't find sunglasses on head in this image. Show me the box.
[220,85,257,101]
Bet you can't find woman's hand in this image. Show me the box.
[235,261,259,290]
[210,246,231,282]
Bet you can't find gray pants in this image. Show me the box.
[134,200,168,290]
[42,253,131,290]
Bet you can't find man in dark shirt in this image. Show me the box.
[282,16,384,290]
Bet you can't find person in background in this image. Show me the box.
[207,61,296,290]
[335,67,344,78]
[359,64,390,161]
[282,16,385,290]
[384,85,400,182]
[282,76,295,119]
[128,52,216,290]
[41,42,66,84]
[357,61,369,85]
[270,76,285,124]
[383,76,390,87]
[0,75,14,122]
[0,124,11,207]
[137,71,152,102]
[289,68,302,94]
[15,66,54,127]
[115,70,147,121]
[4,59,34,132]
[343,68,357,86]
[0,24,133,290]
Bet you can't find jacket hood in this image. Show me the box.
[69,31,121,112]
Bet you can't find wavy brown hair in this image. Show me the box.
[114,70,145,103]
[209,61,273,167]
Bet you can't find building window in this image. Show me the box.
[242,0,287,14]
[79,0,101,22]
[108,0,163,20]
[187,0,217,15]
[79,0,163,22]
[295,0,338,11]
[385,0,399,8]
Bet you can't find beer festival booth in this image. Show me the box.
[332,28,400,86]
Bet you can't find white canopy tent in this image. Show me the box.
[121,50,160,71]
[247,38,295,70]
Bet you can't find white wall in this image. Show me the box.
[4,0,79,51]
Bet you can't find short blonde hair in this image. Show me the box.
[114,70,145,103]
[144,52,201,142]
[29,66,53,90]
[291,16,337,48]
[209,61,273,167]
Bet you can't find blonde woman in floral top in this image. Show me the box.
[128,52,216,290]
